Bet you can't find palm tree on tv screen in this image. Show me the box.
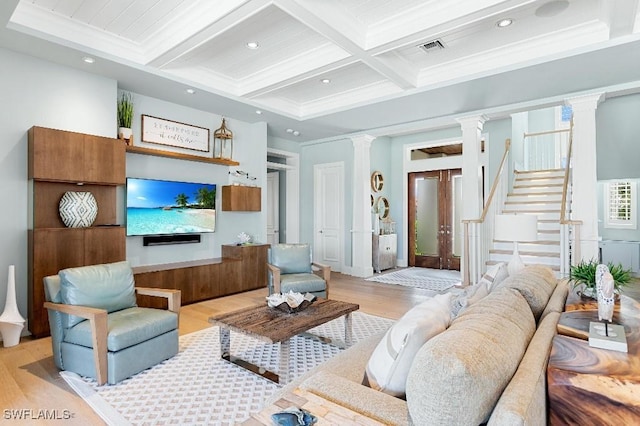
[196,187,216,209]
[175,193,189,208]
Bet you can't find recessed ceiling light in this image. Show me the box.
[293,131,300,136]
[496,18,513,28]
[246,41,259,50]
[320,78,331,84]
[255,110,262,115]
[82,56,95,64]
[185,88,195,94]
[286,128,293,133]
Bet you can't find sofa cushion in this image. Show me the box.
[450,282,489,317]
[405,287,536,425]
[63,307,178,352]
[479,262,509,291]
[60,261,137,328]
[488,312,561,426]
[365,293,453,397]
[491,265,557,320]
[280,273,326,293]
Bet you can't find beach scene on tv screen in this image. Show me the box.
[127,178,216,236]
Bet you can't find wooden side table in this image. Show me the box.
[547,291,640,424]
[240,388,384,425]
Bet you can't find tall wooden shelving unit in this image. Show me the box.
[28,126,126,337]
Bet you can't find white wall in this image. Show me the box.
[0,48,267,327]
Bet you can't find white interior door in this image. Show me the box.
[314,162,343,271]
[267,171,279,245]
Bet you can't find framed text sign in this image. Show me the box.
[141,115,210,152]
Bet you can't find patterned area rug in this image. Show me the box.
[366,267,461,291]
[60,312,392,426]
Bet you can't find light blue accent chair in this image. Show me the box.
[267,243,330,298]
[43,261,181,385]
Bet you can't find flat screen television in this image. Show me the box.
[126,177,216,236]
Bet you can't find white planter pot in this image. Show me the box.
[0,265,26,347]
[59,191,98,228]
[118,127,132,140]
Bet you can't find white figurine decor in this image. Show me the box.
[237,232,251,245]
[595,263,615,322]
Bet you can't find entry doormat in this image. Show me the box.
[60,312,392,425]
[366,267,461,291]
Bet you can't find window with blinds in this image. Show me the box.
[605,180,636,229]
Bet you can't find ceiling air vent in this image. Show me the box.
[418,39,445,53]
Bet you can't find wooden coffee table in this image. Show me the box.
[547,290,640,424]
[240,387,384,425]
[208,298,359,384]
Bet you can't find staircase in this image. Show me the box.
[488,169,565,273]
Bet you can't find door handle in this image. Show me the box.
[319,230,323,233]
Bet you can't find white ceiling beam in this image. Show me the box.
[241,56,357,98]
[275,0,418,89]
[147,0,272,68]
[600,0,640,38]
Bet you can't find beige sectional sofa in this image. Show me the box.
[268,265,569,425]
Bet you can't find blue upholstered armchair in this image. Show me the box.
[267,243,330,298]
[43,261,180,385]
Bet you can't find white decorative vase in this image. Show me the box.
[59,191,98,228]
[0,265,26,347]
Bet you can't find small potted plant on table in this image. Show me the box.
[569,259,632,299]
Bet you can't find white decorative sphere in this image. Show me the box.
[59,191,98,228]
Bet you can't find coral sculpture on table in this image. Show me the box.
[595,263,615,322]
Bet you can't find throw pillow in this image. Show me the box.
[450,283,489,318]
[481,262,509,291]
[365,292,453,397]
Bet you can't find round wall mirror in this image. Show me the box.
[376,196,390,219]
[371,171,384,192]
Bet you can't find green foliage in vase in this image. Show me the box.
[569,259,631,293]
[117,92,134,128]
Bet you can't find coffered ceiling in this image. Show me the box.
[3,0,640,141]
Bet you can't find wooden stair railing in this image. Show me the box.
[462,138,511,286]
[558,120,582,275]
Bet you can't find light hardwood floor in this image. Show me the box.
[0,272,432,425]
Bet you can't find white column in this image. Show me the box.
[511,112,529,172]
[457,116,486,220]
[566,93,604,261]
[457,116,486,283]
[351,135,375,277]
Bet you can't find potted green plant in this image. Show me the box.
[569,259,631,299]
[117,92,134,142]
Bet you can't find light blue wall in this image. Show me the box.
[485,118,512,189]
[268,135,300,153]
[596,93,640,241]
[0,47,116,323]
[0,47,266,324]
[528,107,556,133]
[299,139,353,266]
[125,92,267,266]
[371,137,392,230]
[596,93,640,180]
